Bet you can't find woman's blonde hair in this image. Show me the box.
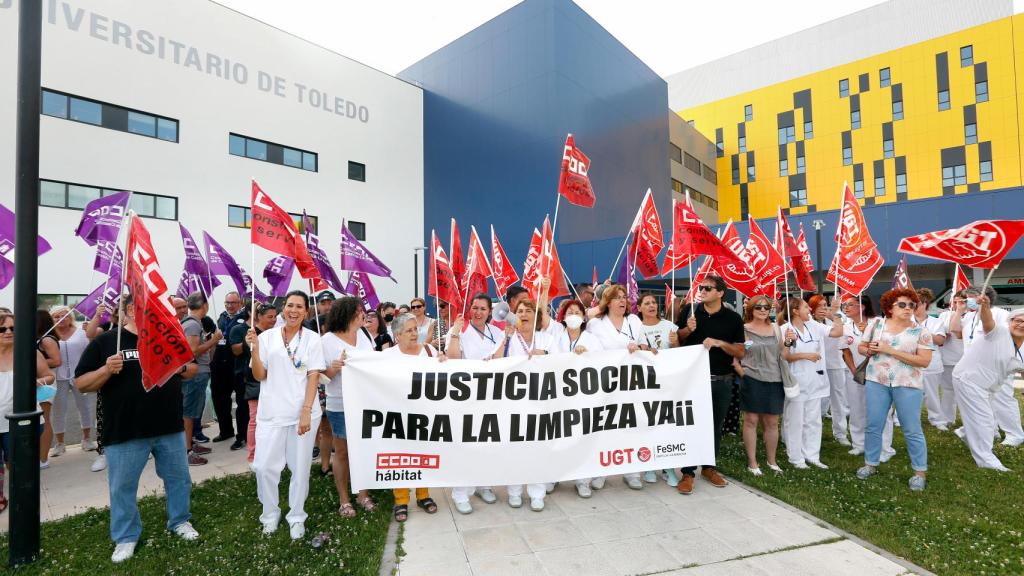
[743,295,773,323]
[596,284,626,318]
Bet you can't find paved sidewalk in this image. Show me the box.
[396,477,918,576]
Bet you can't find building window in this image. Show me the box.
[854,178,865,198]
[39,179,177,220]
[796,154,805,174]
[896,172,907,194]
[843,146,853,166]
[883,138,894,158]
[938,90,950,111]
[732,167,740,185]
[683,152,701,175]
[744,105,753,121]
[671,179,684,194]
[777,126,795,145]
[702,165,717,185]
[893,100,904,120]
[715,130,724,158]
[965,123,977,144]
[747,164,756,182]
[942,164,967,187]
[874,176,886,196]
[228,133,317,172]
[347,221,367,241]
[960,45,973,67]
[738,136,746,153]
[980,160,993,182]
[804,121,813,139]
[839,79,849,97]
[41,88,178,142]
[851,110,861,129]
[976,80,988,103]
[779,158,788,176]
[228,205,318,234]
[669,143,682,164]
[880,67,891,88]
[348,161,366,182]
[790,188,807,207]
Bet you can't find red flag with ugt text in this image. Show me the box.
[490,225,519,297]
[629,189,665,279]
[774,209,801,259]
[746,216,788,289]
[450,218,466,286]
[714,220,763,298]
[125,215,194,391]
[954,264,971,294]
[250,181,317,279]
[891,255,914,290]
[428,231,463,312]
[460,226,492,316]
[685,257,715,304]
[827,183,883,296]
[793,224,817,292]
[558,134,595,208]
[897,219,1024,269]
[661,197,743,274]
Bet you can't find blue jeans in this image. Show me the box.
[105,432,192,544]
[865,381,927,471]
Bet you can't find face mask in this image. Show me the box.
[564,315,584,330]
[966,297,979,311]
[384,314,394,323]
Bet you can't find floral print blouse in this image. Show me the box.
[861,319,935,389]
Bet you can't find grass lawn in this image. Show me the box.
[0,468,394,575]
[717,395,1024,576]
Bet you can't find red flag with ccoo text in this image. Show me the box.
[629,189,665,279]
[250,181,317,279]
[460,225,492,317]
[450,218,466,288]
[489,225,519,297]
[428,231,464,313]
[558,134,595,208]
[897,219,1024,269]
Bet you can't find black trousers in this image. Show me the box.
[209,353,236,438]
[682,375,734,477]
[233,372,249,443]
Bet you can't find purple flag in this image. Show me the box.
[73,191,130,247]
[74,275,120,322]
[0,258,13,290]
[263,256,295,297]
[203,231,267,303]
[339,224,395,282]
[92,240,123,278]
[0,202,52,258]
[345,271,380,312]
[616,246,639,315]
[303,212,344,293]
[179,224,219,296]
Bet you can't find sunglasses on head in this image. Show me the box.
[894,301,917,309]
[752,304,772,311]
[410,304,424,309]
[698,285,717,292]
[0,326,12,334]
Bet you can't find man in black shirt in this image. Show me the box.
[675,275,746,495]
[210,291,247,444]
[75,295,201,563]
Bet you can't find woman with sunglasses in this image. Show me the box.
[0,313,55,512]
[408,298,432,344]
[856,288,934,491]
[779,297,843,469]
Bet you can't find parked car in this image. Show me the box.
[927,276,1024,314]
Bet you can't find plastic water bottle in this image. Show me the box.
[311,532,330,549]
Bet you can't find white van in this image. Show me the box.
[927,276,1024,314]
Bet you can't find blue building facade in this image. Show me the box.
[400,0,669,292]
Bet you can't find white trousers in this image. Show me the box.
[953,376,1004,469]
[51,378,96,435]
[452,486,493,504]
[254,422,318,526]
[827,368,849,441]
[993,378,1024,442]
[930,365,960,427]
[507,483,546,500]
[783,397,822,465]
[845,371,894,453]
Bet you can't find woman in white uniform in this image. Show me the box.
[446,293,502,514]
[810,295,850,446]
[491,298,551,511]
[779,297,843,469]
[586,284,651,489]
[247,290,326,540]
[914,289,949,432]
[934,290,966,430]
[49,306,99,456]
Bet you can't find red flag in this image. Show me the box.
[534,217,570,300]
[460,225,492,315]
[450,218,465,285]
[714,220,763,298]
[953,264,971,294]
[125,215,194,391]
[521,228,543,294]
[793,224,817,292]
[629,189,665,279]
[428,231,464,313]
[685,257,715,304]
[558,133,595,208]
[661,197,743,274]
[827,183,884,296]
[250,181,317,279]
[490,225,519,297]
[592,265,598,288]
[746,216,788,289]
[774,209,801,258]
[892,255,914,290]
[665,283,673,314]
[897,219,1024,269]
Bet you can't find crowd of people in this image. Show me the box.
[0,273,1021,563]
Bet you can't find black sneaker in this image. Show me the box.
[312,446,321,459]
[193,432,211,444]
[230,439,245,451]
[213,434,234,443]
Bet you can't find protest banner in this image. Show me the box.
[342,346,713,490]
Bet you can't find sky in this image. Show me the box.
[215,0,893,78]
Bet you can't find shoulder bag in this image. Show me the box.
[853,318,881,385]
[772,324,800,399]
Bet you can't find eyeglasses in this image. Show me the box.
[752,304,772,311]
[894,301,917,310]
[224,300,241,305]
[410,304,424,309]
[1010,318,1024,327]
[698,285,717,292]
[0,326,13,334]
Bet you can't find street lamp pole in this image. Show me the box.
[812,219,826,295]
[413,246,426,299]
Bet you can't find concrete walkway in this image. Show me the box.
[395,477,920,576]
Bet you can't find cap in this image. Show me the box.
[316,290,336,303]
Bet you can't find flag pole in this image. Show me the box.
[559,261,582,302]
[670,198,676,320]
[778,206,792,321]
[309,278,321,334]
[490,225,506,303]
[431,231,442,350]
[531,213,551,352]
[608,198,645,282]
[115,212,134,354]
[250,240,257,324]
[979,265,998,295]
[684,192,696,317]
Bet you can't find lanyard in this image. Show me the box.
[472,323,496,344]
[567,332,582,352]
[613,317,635,341]
[793,323,816,344]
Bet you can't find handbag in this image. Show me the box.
[852,319,881,385]
[772,324,800,399]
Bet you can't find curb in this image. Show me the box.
[378,517,400,576]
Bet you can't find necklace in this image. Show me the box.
[516,331,532,354]
[283,328,302,368]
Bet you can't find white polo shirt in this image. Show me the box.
[255,326,326,426]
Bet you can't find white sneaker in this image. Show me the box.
[954,427,967,441]
[808,460,829,470]
[643,470,658,483]
[529,498,545,512]
[590,477,606,490]
[111,542,136,563]
[934,423,949,432]
[545,482,557,493]
[575,483,592,498]
[880,449,895,463]
[455,500,473,515]
[624,476,643,490]
[39,460,49,470]
[477,488,497,504]
[847,447,864,456]
[50,443,66,457]
[835,437,852,447]
[172,521,199,541]
[1000,437,1024,447]
[791,461,809,469]
[82,438,98,452]
[508,494,523,508]
[289,522,305,540]
[262,521,278,535]
[91,454,107,472]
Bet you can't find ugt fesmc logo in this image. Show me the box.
[599,447,651,467]
[375,452,439,482]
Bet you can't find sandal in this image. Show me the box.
[338,502,356,518]
[356,495,376,512]
[416,498,438,514]
[393,504,408,522]
[319,464,332,477]
[0,497,7,514]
